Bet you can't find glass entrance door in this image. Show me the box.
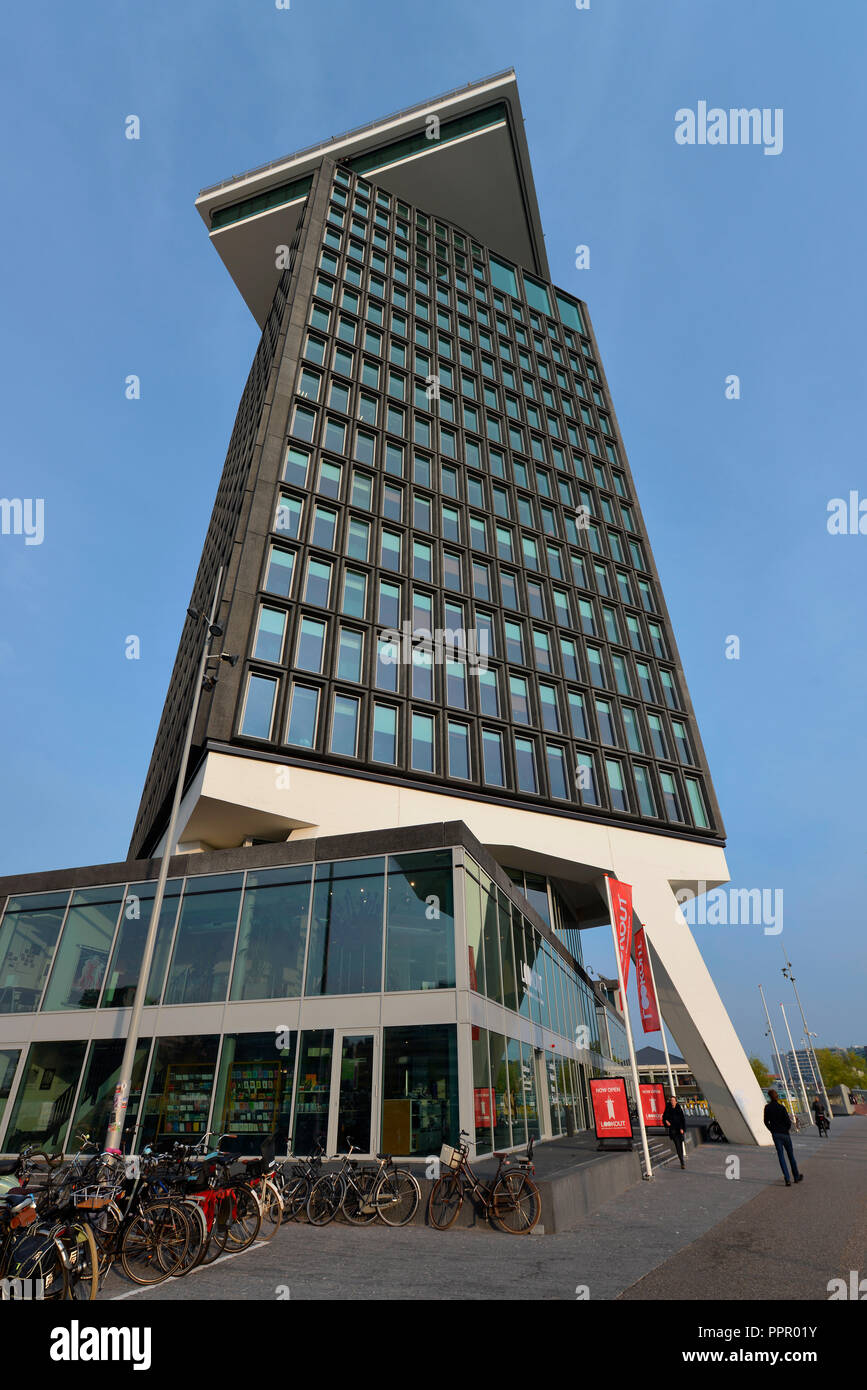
[329,1032,376,1154]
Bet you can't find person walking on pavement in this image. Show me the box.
[662,1093,687,1168]
[764,1089,804,1186]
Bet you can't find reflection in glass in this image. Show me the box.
[385,851,455,992]
[381,1024,457,1156]
[0,891,69,1015]
[164,874,243,1006]
[293,1030,333,1155]
[4,1039,88,1153]
[231,866,312,1001]
[306,858,384,996]
[42,887,124,1011]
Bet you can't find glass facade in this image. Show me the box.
[0,842,626,1158]
[218,163,721,843]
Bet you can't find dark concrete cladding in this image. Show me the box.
[130,156,725,859]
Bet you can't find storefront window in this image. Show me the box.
[42,886,124,1012]
[213,1031,296,1154]
[231,866,312,1001]
[3,1040,88,1153]
[506,1038,527,1146]
[164,874,243,1006]
[71,1039,150,1150]
[481,885,502,1006]
[0,1048,21,1140]
[306,858,384,996]
[0,891,68,1014]
[381,1024,457,1156]
[293,1030,333,1155]
[490,1031,511,1150]
[385,851,455,991]
[498,895,519,1012]
[138,1035,219,1150]
[464,870,486,995]
[471,1026,494,1156]
[102,880,182,1008]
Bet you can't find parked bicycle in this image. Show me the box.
[428,1131,541,1234]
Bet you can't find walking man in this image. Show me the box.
[764,1088,804,1186]
[662,1092,687,1168]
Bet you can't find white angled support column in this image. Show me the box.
[621,867,769,1146]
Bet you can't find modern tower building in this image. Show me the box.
[0,72,768,1158]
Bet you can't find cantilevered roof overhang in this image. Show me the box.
[195,70,548,327]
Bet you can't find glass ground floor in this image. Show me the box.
[0,1016,603,1160]
[0,825,625,1159]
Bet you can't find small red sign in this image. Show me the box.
[590,1077,633,1139]
[639,1082,667,1128]
[474,1086,494,1130]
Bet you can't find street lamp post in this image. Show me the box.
[781,948,833,1121]
[105,569,232,1153]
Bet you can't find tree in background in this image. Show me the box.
[750,1056,774,1089]
[815,1048,867,1089]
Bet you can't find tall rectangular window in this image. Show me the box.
[411,713,435,771]
[296,617,326,673]
[482,729,506,786]
[253,607,286,663]
[331,694,360,756]
[372,704,398,763]
[264,546,295,598]
[448,721,471,779]
[240,674,277,738]
[286,684,319,748]
[336,628,363,683]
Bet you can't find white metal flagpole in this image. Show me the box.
[781,1002,813,1126]
[605,878,653,1180]
[759,983,795,1116]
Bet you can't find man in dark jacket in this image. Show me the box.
[764,1089,804,1185]
[812,1098,830,1135]
[662,1094,687,1168]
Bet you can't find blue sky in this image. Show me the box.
[1,0,864,1062]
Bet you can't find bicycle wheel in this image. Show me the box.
[120,1201,189,1285]
[342,1171,378,1226]
[375,1168,420,1227]
[223,1184,261,1251]
[256,1180,283,1241]
[428,1173,463,1230]
[491,1171,541,1234]
[175,1199,208,1273]
[281,1175,309,1222]
[306,1173,344,1227]
[198,1194,232,1266]
[58,1220,99,1301]
[90,1200,123,1284]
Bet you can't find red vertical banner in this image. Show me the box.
[634,927,661,1033]
[606,877,633,992]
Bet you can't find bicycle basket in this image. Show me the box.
[439,1144,461,1171]
[72,1184,116,1210]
